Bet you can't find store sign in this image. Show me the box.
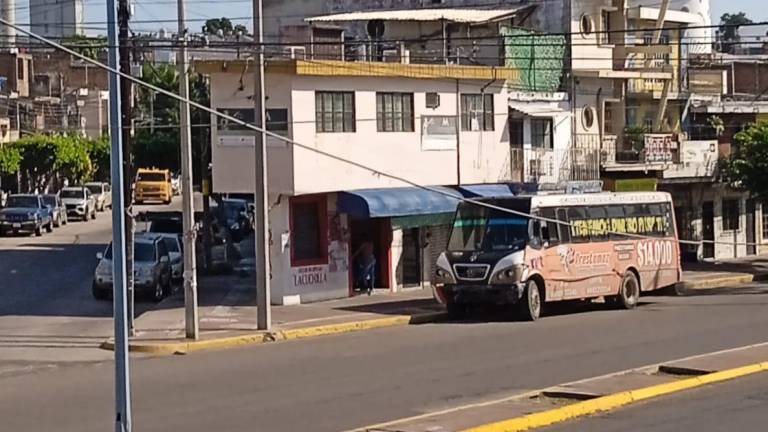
[644,134,677,163]
[613,178,658,192]
[292,265,328,288]
[421,115,457,151]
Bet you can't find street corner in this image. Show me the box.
[675,273,757,294]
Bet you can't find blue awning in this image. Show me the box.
[337,186,462,219]
[455,183,539,198]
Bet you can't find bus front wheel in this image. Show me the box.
[612,271,640,310]
[518,279,542,321]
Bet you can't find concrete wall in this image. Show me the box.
[571,0,615,71]
[32,52,109,92]
[29,0,83,38]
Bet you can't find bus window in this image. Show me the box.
[607,205,627,240]
[539,208,559,246]
[568,207,589,243]
[448,204,529,252]
[556,208,571,243]
[587,207,609,242]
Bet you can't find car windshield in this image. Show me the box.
[448,204,529,252]
[104,242,156,262]
[6,196,39,208]
[149,220,183,234]
[86,185,102,194]
[137,173,166,182]
[162,237,180,253]
[42,196,57,207]
[60,189,84,199]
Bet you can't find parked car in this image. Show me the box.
[92,233,172,302]
[60,186,97,222]
[41,194,68,227]
[157,233,183,285]
[85,182,112,212]
[134,168,173,204]
[0,194,54,236]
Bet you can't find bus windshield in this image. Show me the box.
[448,204,529,252]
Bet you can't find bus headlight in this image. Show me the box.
[491,265,524,285]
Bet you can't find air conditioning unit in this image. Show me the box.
[425,92,440,109]
[284,46,306,60]
[381,49,400,63]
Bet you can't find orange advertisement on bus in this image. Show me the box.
[433,192,680,321]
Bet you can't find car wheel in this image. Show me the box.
[152,281,165,303]
[90,209,96,220]
[34,225,43,237]
[92,282,109,301]
[517,279,542,321]
[612,271,640,310]
[45,221,53,233]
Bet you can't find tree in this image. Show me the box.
[62,34,107,60]
[203,18,233,35]
[233,24,249,36]
[86,136,111,182]
[723,122,768,198]
[0,145,22,176]
[719,12,753,53]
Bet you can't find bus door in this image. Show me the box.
[536,208,568,301]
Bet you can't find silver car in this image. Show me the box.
[60,187,97,222]
[41,194,68,227]
[85,182,112,212]
[158,233,183,284]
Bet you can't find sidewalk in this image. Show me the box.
[107,276,445,354]
[679,255,768,291]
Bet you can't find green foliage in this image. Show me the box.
[62,35,106,60]
[624,126,647,152]
[0,145,22,175]
[1,133,107,192]
[86,136,111,182]
[719,12,753,52]
[723,122,768,198]
[203,18,233,35]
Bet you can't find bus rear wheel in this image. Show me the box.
[517,279,542,321]
[612,271,640,310]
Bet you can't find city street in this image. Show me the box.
[0,281,767,431]
[543,372,768,432]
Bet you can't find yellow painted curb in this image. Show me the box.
[463,361,768,432]
[100,311,447,356]
[677,274,754,291]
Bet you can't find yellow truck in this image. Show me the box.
[134,168,173,204]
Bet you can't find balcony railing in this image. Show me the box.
[509,146,600,183]
[598,133,681,169]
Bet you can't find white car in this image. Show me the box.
[158,233,183,284]
[85,182,112,212]
[60,187,97,222]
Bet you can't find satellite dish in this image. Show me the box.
[367,20,385,38]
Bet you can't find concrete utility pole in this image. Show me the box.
[177,0,199,339]
[118,0,135,334]
[106,0,132,429]
[252,0,271,330]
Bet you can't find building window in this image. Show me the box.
[531,118,553,149]
[643,116,654,132]
[600,10,611,45]
[582,105,595,130]
[290,197,328,266]
[266,108,289,136]
[604,102,615,135]
[762,200,768,240]
[315,91,355,132]
[216,108,255,131]
[722,199,740,231]
[460,94,493,131]
[17,58,24,81]
[376,92,414,132]
[580,14,594,36]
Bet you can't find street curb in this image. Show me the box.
[461,361,768,432]
[100,311,447,356]
[676,271,768,292]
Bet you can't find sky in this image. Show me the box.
[11,0,767,36]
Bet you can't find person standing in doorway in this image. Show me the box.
[353,237,376,295]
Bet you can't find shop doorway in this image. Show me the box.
[702,201,715,259]
[350,218,391,290]
[398,228,422,287]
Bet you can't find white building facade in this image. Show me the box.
[29,0,84,39]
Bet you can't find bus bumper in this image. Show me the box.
[438,283,525,306]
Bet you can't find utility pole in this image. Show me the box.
[177,0,199,339]
[118,0,135,334]
[107,0,132,429]
[252,0,271,330]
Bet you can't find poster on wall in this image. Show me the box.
[421,115,457,151]
[644,134,676,163]
[328,213,349,273]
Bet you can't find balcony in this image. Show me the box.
[509,147,600,183]
[599,133,680,171]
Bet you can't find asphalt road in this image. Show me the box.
[1,286,768,431]
[544,372,768,432]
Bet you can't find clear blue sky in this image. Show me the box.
[13,0,766,35]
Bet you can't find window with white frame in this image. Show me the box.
[531,118,553,149]
[460,94,493,131]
